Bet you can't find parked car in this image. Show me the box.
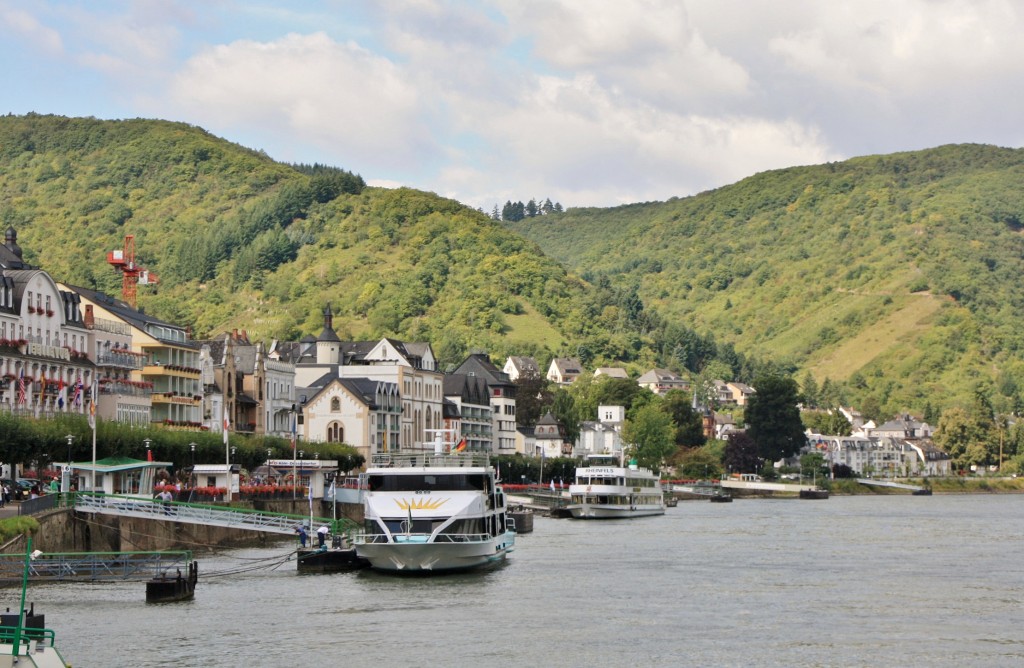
[0,478,33,501]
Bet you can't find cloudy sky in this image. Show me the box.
[2,1,1023,211]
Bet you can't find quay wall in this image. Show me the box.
[6,499,364,554]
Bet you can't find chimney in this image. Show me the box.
[84,304,95,329]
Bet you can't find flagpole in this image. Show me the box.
[291,412,297,500]
[90,381,97,492]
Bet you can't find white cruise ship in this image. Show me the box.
[353,451,516,573]
[567,454,665,519]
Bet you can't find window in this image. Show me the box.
[327,422,343,443]
[330,397,341,412]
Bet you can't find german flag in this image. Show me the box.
[452,438,467,453]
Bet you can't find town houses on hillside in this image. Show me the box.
[1,226,955,470]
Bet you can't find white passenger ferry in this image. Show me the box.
[567,454,665,519]
[353,449,516,573]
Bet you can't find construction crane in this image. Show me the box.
[106,234,159,308]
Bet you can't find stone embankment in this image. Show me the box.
[2,499,364,554]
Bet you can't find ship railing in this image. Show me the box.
[376,452,491,468]
[354,531,491,545]
[0,625,58,647]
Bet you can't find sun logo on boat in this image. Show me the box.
[396,497,450,510]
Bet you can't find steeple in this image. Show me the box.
[317,303,340,364]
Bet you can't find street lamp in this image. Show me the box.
[65,434,74,465]
[299,450,304,459]
[266,448,272,460]
[230,446,236,463]
[189,442,196,468]
[143,438,152,459]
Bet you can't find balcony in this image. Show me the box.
[150,392,202,406]
[98,379,153,397]
[143,364,201,379]
[96,351,146,370]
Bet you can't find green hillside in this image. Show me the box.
[4,114,1023,418]
[0,114,592,368]
[507,144,1024,413]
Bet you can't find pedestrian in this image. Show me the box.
[160,488,174,515]
[49,478,59,493]
[296,525,308,548]
[317,525,329,548]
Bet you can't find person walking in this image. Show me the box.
[159,488,174,515]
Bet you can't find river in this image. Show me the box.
[17,494,1024,667]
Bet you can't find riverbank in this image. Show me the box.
[828,477,1024,495]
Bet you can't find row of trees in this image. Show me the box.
[0,413,364,477]
[493,198,564,222]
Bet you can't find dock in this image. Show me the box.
[856,478,931,494]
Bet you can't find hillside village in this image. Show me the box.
[0,225,959,480]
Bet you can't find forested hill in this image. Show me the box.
[4,114,1024,418]
[0,114,603,367]
[507,144,1024,415]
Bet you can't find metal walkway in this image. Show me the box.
[0,550,191,583]
[856,478,928,492]
[672,482,724,496]
[72,493,357,536]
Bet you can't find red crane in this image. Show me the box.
[106,235,159,308]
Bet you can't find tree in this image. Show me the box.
[672,446,721,479]
[800,372,819,409]
[549,389,580,446]
[802,409,852,436]
[746,373,806,463]
[799,452,828,482]
[622,403,676,473]
[934,404,992,470]
[723,431,760,475]
[513,372,552,428]
[661,389,706,447]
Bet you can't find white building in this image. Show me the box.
[576,405,625,457]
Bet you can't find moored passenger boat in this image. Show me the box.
[353,451,515,573]
[567,454,665,519]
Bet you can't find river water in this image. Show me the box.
[15,494,1024,667]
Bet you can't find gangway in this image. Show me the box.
[720,479,822,493]
[0,550,191,583]
[72,493,357,536]
[673,482,723,496]
[856,478,930,493]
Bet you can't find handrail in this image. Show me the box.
[72,492,359,535]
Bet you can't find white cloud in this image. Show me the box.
[163,32,436,171]
[446,73,835,209]
[0,6,63,55]
[498,0,751,107]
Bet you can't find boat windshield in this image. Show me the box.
[367,473,489,492]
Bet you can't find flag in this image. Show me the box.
[38,369,46,404]
[550,479,555,492]
[88,380,97,429]
[453,438,467,453]
[223,413,230,446]
[147,448,154,462]
[17,369,25,405]
[72,377,83,407]
[308,482,313,513]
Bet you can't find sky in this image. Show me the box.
[2,1,1024,212]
